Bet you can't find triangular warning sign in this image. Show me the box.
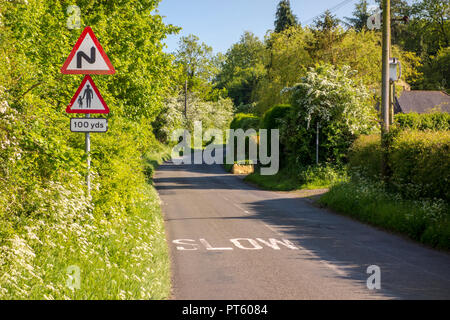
[61,26,115,75]
[66,75,110,114]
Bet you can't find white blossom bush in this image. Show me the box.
[155,93,234,144]
[281,64,379,165]
[283,64,378,134]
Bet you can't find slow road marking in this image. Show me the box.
[173,238,299,251]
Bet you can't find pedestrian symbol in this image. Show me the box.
[66,75,109,114]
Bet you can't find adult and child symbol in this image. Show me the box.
[77,84,94,109]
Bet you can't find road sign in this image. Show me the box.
[66,75,110,114]
[70,118,108,132]
[61,26,115,74]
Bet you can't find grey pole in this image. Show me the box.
[184,79,188,118]
[85,113,91,198]
[316,122,319,165]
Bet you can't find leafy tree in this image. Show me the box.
[255,26,313,113]
[0,0,180,299]
[175,34,221,99]
[155,92,234,142]
[414,47,450,92]
[309,11,344,65]
[282,64,378,165]
[215,31,266,106]
[344,0,371,31]
[274,0,298,33]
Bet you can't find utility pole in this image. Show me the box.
[381,0,391,179]
[381,0,390,133]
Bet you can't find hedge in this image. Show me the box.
[349,130,450,201]
[395,112,450,131]
[260,104,292,130]
[230,113,260,131]
[348,134,382,179]
[390,130,450,201]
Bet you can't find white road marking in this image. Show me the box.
[199,238,233,251]
[230,238,263,250]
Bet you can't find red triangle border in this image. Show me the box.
[66,75,110,114]
[61,26,116,75]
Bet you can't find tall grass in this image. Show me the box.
[319,178,450,250]
[0,151,171,300]
[245,164,347,191]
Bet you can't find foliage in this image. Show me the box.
[174,34,225,100]
[281,64,378,166]
[260,104,292,130]
[343,0,372,31]
[230,113,260,131]
[349,130,450,202]
[319,178,450,250]
[0,0,176,299]
[394,112,450,131]
[254,27,312,112]
[274,0,298,33]
[154,92,234,144]
[245,163,347,191]
[348,134,382,180]
[413,47,450,92]
[253,25,421,114]
[215,32,266,106]
[390,130,450,201]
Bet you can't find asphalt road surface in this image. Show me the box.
[155,152,450,300]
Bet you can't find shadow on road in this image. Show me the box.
[156,157,450,300]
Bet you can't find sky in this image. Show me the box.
[156,0,380,54]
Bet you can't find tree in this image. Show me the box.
[309,10,344,64]
[274,0,298,33]
[282,64,378,165]
[215,31,266,106]
[175,34,221,100]
[344,0,371,31]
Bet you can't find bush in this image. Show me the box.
[230,113,260,131]
[395,112,450,131]
[348,134,382,179]
[260,104,292,130]
[281,64,378,166]
[348,130,450,202]
[390,130,450,201]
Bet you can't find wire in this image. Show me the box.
[302,0,358,25]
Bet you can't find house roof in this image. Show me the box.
[395,91,450,114]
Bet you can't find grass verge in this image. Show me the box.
[244,164,347,191]
[0,148,171,300]
[319,179,450,250]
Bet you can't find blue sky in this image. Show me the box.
[156,0,380,54]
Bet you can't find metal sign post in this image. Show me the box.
[85,114,91,198]
[61,26,115,198]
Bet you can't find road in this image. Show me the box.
[155,152,450,300]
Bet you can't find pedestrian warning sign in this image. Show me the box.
[61,26,115,75]
[66,75,110,114]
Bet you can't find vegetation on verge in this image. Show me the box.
[0,0,176,299]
